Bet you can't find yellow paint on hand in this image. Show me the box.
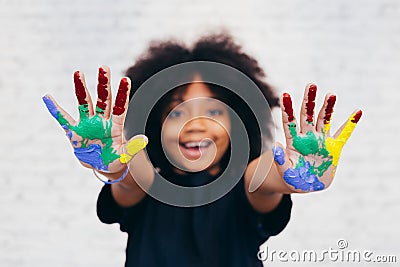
[119,138,148,163]
[325,111,359,167]
[323,121,331,135]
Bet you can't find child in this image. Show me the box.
[42,33,362,267]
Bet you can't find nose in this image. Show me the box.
[183,117,207,133]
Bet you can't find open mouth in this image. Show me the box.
[179,140,213,159]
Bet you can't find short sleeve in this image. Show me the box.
[96,184,148,233]
[256,194,292,238]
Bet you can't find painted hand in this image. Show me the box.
[272,84,362,192]
[42,66,147,173]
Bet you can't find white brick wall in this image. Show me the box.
[1,0,399,266]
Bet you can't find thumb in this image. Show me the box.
[119,134,148,164]
[247,142,290,193]
[272,142,292,170]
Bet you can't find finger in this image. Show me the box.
[332,109,362,140]
[248,142,292,192]
[272,142,293,171]
[316,94,336,135]
[120,134,148,163]
[112,77,131,127]
[281,92,298,150]
[300,83,317,133]
[74,70,94,119]
[326,110,362,167]
[42,94,76,136]
[95,66,112,119]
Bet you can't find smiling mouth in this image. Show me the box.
[179,140,213,159]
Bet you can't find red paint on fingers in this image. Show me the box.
[306,84,317,123]
[96,67,109,111]
[323,95,336,124]
[351,110,362,123]
[96,101,107,111]
[74,71,87,105]
[113,78,129,116]
[283,93,295,122]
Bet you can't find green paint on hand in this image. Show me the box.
[289,123,319,155]
[288,123,333,177]
[55,104,119,167]
[96,106,105,114]
[295,156,306,168]
[79,104,90,118]
[317,159,332,177]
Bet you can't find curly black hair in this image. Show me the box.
[125,33,279,175]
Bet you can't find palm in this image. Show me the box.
[273,84,362,192]
[63,111,125,172]
[43,66,144,173]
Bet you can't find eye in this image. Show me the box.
[168,110,183,119]
[207,109,223,116]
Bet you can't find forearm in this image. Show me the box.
[245,186,284,213]
[101,150,154,208]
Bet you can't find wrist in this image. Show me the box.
[94,166,129,184]
[99,166,127,179]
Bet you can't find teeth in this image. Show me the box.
[199,142,210,148]
[185,142,198,148]
[184,141,211,148]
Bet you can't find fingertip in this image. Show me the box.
[99,65,110,72]
[73,70,86,85]
[73,70,83,81]
[308,83,317,92]
[325,93,336,102]
[42,94,53,107]
[272,142,285,166]
[125,136,148,156]
[351,110,363,123]
[121,76,131,85]
[42,94,50,102]
[131,134,149,144]
[42,94,59,119]
[326,92,336,97]
[98,66,109,81]
[307,84,317,100]
[118,77,131,91]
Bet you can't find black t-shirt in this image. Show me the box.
[97,171,292,267]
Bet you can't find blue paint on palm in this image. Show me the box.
[283,160,325,191]
[272,146,285,165]
[74,144,108,171]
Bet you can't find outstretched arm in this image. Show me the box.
[245,83,362,213]
[43,66,154,207]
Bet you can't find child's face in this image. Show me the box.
[161,81,231,175]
